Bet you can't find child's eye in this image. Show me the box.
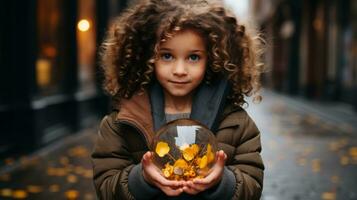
[188,54,200,62]
[160,53,173,61]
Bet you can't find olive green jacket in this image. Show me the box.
[91,92,264,199]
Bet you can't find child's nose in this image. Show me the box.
[173,60,187,76]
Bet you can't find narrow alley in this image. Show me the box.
[1,90,356,200]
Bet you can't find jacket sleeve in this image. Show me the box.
[91,114,136,200]
[227,112,264,200]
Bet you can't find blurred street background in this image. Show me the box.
[0,0,356,199]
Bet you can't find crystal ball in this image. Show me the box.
[151,119,217,181]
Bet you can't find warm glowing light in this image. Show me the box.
[78,19,90,32]
[36,58,51,87]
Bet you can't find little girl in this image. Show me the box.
[91,0,265,199]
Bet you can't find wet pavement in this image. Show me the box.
[0,90,357,200]
[248,91,357,200]
[0,130,97,200]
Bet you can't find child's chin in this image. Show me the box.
[169,91,192,98]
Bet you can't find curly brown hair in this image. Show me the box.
[100,0,265,106]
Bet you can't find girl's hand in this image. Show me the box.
[141,151,185,196]
[182,150,227,195]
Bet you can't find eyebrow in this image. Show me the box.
[159,48,206,53]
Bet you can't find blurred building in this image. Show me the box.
[251,0,357,108]
[0,0,129,157]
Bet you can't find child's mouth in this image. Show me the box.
[169,81,190,84]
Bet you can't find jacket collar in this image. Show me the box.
[115,92,155,144]
[150,78,231,132]
[116,78,235,141]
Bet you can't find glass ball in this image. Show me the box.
[151,119,217,181]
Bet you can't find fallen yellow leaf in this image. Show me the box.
[83,170,93,178]
[68,146,89,157]
[67,174,78,183]
[207,144,215,164]
[155,142,170,157]
[321,192,336,200]
[191,144,199,155]
[349,147,357,157]
[163,165,173,178]
[199,155,208,169]
[174,159,188,169]
[182,145,197,161]
[12,190,28,199]
[65,190,79,200]
[0,188,12,197]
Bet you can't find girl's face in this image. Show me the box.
[154,29,207,99]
